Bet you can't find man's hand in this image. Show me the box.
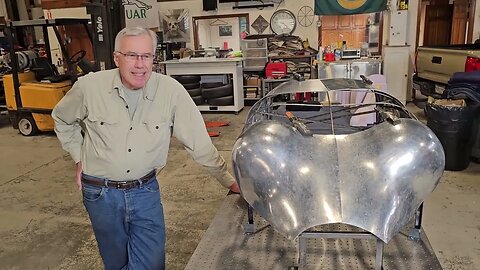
[76,161,83,190]
[229,182,240,194]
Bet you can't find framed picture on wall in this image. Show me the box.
[219,25,232,37]
[160,9,190,42]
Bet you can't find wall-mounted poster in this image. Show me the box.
[160,9,190,43]
[123,0,159,28]
[219,25,232,37]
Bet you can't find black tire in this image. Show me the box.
[413,75,442,98]
[207,95,234,106]
[18,114,39,136]
[172,75,201,84]
[202,84,233,99]
[182,82,201,90]
[186,87,202,97]
[191,95,204,105]
[201,82,224,89]
[418,81,436,97]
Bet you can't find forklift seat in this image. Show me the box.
[31,57,57,81]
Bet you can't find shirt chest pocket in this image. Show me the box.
[85,114,121,149]
[143,118,172,152]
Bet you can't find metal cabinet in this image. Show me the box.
[318,59,382,79]
[383,46,410,104]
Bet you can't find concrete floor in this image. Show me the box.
[0,104,479,270]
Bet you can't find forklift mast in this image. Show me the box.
[87,0,126,71]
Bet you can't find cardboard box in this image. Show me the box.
[428,97,465,107]
[246,77,261,86]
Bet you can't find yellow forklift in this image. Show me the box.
[2,0,125,136]
[2,18,95,136]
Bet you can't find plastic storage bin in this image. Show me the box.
[242,38,268,71]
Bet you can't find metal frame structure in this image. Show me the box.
[298,231,384,270]
[86,0,125,71]
[185,195,442,270]
[246,203,424,270]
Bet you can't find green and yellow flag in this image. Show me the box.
[314,0,387,15]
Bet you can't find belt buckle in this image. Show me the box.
[115,182,126,189]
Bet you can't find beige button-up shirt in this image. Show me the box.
[52,69,235,188]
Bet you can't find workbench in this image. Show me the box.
[185,194,442,270]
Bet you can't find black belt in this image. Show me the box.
[81,170,156,189]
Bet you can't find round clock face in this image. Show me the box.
[270,9,296,35]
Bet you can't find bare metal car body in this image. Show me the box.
[232,79,445,243]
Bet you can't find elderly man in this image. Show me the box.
[52,27,239,270]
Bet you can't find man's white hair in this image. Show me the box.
[114,27,157,53]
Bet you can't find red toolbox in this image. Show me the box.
[265,62,287,78]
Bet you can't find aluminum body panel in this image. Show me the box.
[232,79,445,243]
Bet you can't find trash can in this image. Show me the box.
[471,113,480,162]
[424,99,476,171]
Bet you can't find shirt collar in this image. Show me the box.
[110,68,156,101]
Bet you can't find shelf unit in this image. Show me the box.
[241,39,268,105]
[163,59,244,113]
[268,55,314,79]
[244,85,261,100]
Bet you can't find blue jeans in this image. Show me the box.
[82,173,165,270]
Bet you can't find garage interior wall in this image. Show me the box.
[159,0,424,57]
[31,0,480,87]
[7,0,480,50]
[158,0,320,49]
[0,0,7,19]
[41,0,422,103]
[41,0,434,57]
[197,17,241,50]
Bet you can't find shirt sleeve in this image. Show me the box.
[51,81,87,164]
[171,85,235,189]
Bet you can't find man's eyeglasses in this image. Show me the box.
[116,51,154,61]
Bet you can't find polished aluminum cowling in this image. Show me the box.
[232,79,445,243]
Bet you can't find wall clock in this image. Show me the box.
[270,9,296,35]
